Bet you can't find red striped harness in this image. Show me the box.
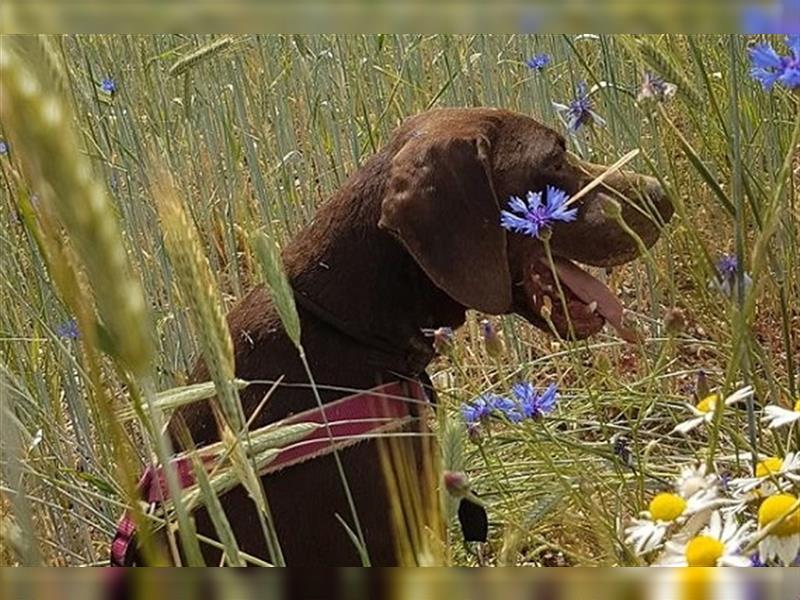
[110,379,428,567]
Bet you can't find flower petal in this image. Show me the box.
[776,534,800,566]
[588,109,607,128]
[787,34,800,61]
[545,185,569,207]
[750,67,781,90]
[506,195,527,214]
[724,385,753,406]
[538,383,558,413]
[500,211,537,236]
[673,417,705,434]
[778,66,800,89]
[762,405,800,429]
[525,190,543,211]
[720,555,752,567]
[749,42,783,69]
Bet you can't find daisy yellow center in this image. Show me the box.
[696,394,718,413]
[649,492,687,522]
[758,494,800,537]
[794,398,800,412]
[756,457,783,478]
[685,535,724,567]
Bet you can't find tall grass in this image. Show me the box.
[0,34,797,566]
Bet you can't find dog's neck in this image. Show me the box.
[282,152,466,375]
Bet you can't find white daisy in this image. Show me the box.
[656,511,752,567]
[727,453,800,497]
[757,493,800,566]
[624,488,722,555]
[762,399,800,429]
[675,463,719,499]
[672,386,753,434]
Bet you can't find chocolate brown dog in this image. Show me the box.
[168,107,672,566]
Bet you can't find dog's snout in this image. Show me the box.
[643,176,663,199]
[637,175,672,224]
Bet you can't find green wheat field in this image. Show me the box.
[0,34,798,567]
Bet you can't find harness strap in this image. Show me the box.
[110,379,427,567]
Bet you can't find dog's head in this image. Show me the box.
[378,108,673,340]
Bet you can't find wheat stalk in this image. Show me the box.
[154,171,242,431]
[153,167,286,565]
[0,46,153,377]
[0,44,179,566]
[249,229,302,348]
[169,36,236,78]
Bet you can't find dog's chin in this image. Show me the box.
[513,256,638,342]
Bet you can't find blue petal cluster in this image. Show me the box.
[748,35,800,90]
[461,383,559,430]
[512,383,558,420]
[500,186,578,240]
[711,254,753,301]
[554,82,606,132]
[526,54,551,72]
[716,254,738,279]
[637,72,676,103]
[101,77,117,94]
[56,319,80,340]
[461,393,505,429]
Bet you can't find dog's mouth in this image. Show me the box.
[516,255,638,342]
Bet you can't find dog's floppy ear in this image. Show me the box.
[379,134,512,314]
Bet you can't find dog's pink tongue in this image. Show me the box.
[543,257,639,343]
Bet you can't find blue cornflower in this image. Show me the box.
[461,394,496,429]
[461,396,492,429]
[553,82,606,132]
[748,35,800,90]
[500,185,578,240]
[490,395,524,423]
[717,254,738,279]
[101,77,117,94]
[461,393,525,429]
[526,53,551,72]
[711,254,753,300]
[479,318,505,358]
[0,140,8,155]
[637,72,677,103]
[56,319,80,340]
[512,382,558,420]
